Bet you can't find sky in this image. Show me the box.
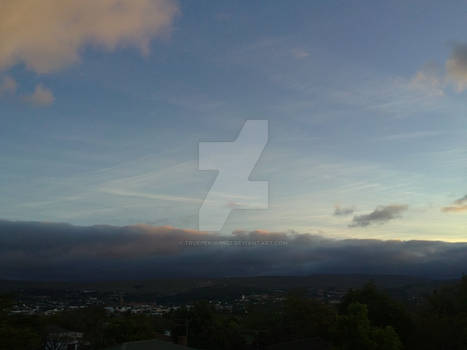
[2,0,467,247]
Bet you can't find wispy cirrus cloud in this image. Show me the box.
[377,130,444,142]
[290,48,310,59]
[408,62,445,97]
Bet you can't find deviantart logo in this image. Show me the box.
[198,120,269,231]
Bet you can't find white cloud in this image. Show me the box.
[0,0,178,73]
[23,84,55,107]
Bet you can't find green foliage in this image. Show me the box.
[50,307,161,348]
[0,295,42,350]
[284,290,336,338]
[409,276,467,349]
[339,282,412,345]
[0,323,42,350]
[171,301,247,350]
[242,290,336,347]
[103,314,156,345]
[335,302,402,350]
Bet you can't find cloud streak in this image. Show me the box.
[454,194,467,205]
[350,205,408,227]
[442,194,467,213]
[409,62,444,96]
[334,205,355,216]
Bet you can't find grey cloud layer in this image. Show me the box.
[0,220,466,280]
[350,205,408,227]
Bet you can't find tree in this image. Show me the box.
[0,295,42,350]
[335,302,402,350]
[339,282,412,344]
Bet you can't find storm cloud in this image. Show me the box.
[0,220,467,280]
[349,205,408,227]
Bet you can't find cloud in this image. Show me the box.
[442,205,467,213]
[454,194,467,205]
[23,84,55,106]
[411,44,467,94]
[291,48,310,59]
[378,130,443,142]
[1,220,467,280]
[350,205,408,227]
[446,43,467,91]
[0,75,16,95]
[333,205,354,216]
[0,76,54,107]
[441,194,467,213]
[0,0,178,74]
[409,62,444,96]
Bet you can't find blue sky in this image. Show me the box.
[2,0,467,241]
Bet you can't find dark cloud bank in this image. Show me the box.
[0,220,466,281]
